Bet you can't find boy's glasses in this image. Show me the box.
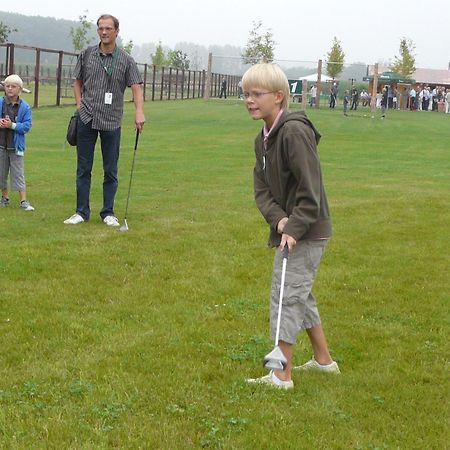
[243,91,274,99]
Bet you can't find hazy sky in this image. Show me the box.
[3,0,450,69]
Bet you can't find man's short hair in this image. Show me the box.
[97,14,119,29]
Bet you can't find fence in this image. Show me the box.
[0,43,242,108]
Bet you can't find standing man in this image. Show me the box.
[64,14,145,226]
[219,78,227,99]
[350,87,359,110]
[329,82,338,108]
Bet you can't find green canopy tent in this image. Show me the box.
[363,71,415,84]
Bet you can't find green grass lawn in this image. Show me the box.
[0,100,448,449]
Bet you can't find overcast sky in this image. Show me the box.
[3,0,450,69]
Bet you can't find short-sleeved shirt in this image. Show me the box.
[74,44,142,131]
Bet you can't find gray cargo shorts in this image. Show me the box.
[0,149,26,191]
[269,239,328,344]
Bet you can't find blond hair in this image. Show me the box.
[241,63,290,110]
[3,74,23,88]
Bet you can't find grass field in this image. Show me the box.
[0,99,449,449]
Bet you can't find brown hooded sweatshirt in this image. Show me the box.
[253,110,332,247]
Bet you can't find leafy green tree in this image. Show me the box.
[167,50,190,70]
[0,21,17,43]
[390,38,416,77]
[122,40,134,55]
[70,11,93,52]
[242,21,275,65]
[326,37,345,80]
[151,41,167,66]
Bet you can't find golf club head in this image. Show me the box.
[263,346,287,370]
[119,219,129,232]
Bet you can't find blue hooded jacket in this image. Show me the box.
[0,96,32,156]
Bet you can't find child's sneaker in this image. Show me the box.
[246,371,294,390]
[294,357,340,374]
[20,200,35,211]
[1,196,10,207]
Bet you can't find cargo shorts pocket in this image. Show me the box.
[271,278,312,307]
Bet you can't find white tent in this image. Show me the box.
[298,73,333,83]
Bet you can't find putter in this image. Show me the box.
[119,129,140,232]
[263,245,289,371]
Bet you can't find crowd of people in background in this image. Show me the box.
[407,85,450,112]
[306,82,450,114]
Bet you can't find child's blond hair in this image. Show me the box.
[241,63,290,110]
[3,74,23,88]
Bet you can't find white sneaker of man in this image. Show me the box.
[63,213,85,225]
[103,215,120,227]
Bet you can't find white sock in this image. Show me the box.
[316,360,334,368]
[271,372,291,385]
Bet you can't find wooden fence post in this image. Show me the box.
[316,59,322,109]
[371,63,378,114]
[56,51,63,106]
[33,49,40,109]
[302,80,308,110]
[204,53,212,100]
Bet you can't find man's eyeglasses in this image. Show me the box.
[243,91,274,99]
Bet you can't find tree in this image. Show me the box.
[390,38,416,77]
[0,21,17,44]
[122,40,134,55]
[167,50,190,70]
[151,41,167,66]
[241,21,275,65]
[70,11,93,53]
[326,37,345,80]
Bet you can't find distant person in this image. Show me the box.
[64,14,145,226]
[381,86,388,118]
[237,80,243,99]
[350,87,359,110]
[309,84,317,107]
[219,78,227,99]
[343,90,349,116]
[242,63,339,390]
[329,82,338,108]
[409,87,416,110]
[0,74,34,211]
[445,89,450,114]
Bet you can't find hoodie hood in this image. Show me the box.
[270,110,321,144]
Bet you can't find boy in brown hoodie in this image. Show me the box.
[243,63,340,390]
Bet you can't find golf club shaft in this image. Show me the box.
[274,246,289,345]
[123,129,140,220]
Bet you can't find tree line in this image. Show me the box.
[0,11,416,80]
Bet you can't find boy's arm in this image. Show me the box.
[10,104,32,134]
[282,127,323,240]
[254,161,287,231]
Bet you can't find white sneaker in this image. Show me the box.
[294,357,341,374]
[64,213,85,225]
[103,215,120,227]
[246,371,294,390]
[20,200,35,211]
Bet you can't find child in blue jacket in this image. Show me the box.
[0,74,34,210]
